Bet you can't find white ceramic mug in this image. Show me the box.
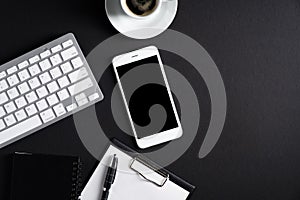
[120,0,163,19]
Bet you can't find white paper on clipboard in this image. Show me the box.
[79,145,190,200]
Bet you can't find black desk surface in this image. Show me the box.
[1,0,300,199]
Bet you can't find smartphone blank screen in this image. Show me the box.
[116,56,178,139]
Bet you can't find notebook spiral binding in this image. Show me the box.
[71,159,83,200]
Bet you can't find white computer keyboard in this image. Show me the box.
[0,33,104,148]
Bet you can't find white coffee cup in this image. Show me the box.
[120,0,163,19]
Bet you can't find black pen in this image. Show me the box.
[101,154,118,200]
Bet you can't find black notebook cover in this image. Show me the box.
[10,153,82,200]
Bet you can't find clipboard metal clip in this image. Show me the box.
[130,157,169,187]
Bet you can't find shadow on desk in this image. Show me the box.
[0,154,13,198]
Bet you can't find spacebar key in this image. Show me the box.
[0,115,42,148]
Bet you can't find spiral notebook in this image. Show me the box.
[80,139,195,200]
[10,152,82,200]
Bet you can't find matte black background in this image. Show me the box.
[0,0,300,199]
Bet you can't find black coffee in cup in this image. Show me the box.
[126,0,158,16]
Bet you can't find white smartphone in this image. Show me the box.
[113,46,183,149]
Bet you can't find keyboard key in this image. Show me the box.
[7,66,18,75]
[71,57,83,69]
[46,94,58,106]
[0,119,5,130]
[0,107,6,117]
[66,103,77,112]
[75,93,86,101]
[28,64,41,76]
[57,89,69,101]
[50,54,62,66]
[4,102,16,113]
[62,40,73,48]
[68,67,88,83]
[0,71,7,79]
[18,61,29,69]
[7,87,19,99]
[39,72,51,84]
[53,103,66,117]
[75,93,88,106]
[47,81,59,93]
[61,46,78,61]
[25,104,38,116]
[51,45,62,53]
[4,114,16,126]
[50,67,62,79]
[17,82,30,94]
[57,76,70,88]
[40,50,51,59]
[89,93,100,101]
[15,109,27,121]
[40,108,55,123]
[0,80,8,92]
[39,59,52,71]
[15,96,27,108]
[0,93,9,105]
[36,86,48,98]
[68,77,93,96]
[28,77,41,89]
[0,115,42,142]
[25,91,38,103]
[18,69,30,82]
[29,55,40,64]
[77,98,88,107]
[60,62,73,74]
[36,99,48,111]
[7,74,19,86]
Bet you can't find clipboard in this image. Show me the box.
[80,139,195,200]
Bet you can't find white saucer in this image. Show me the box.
[105,0,178,40]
